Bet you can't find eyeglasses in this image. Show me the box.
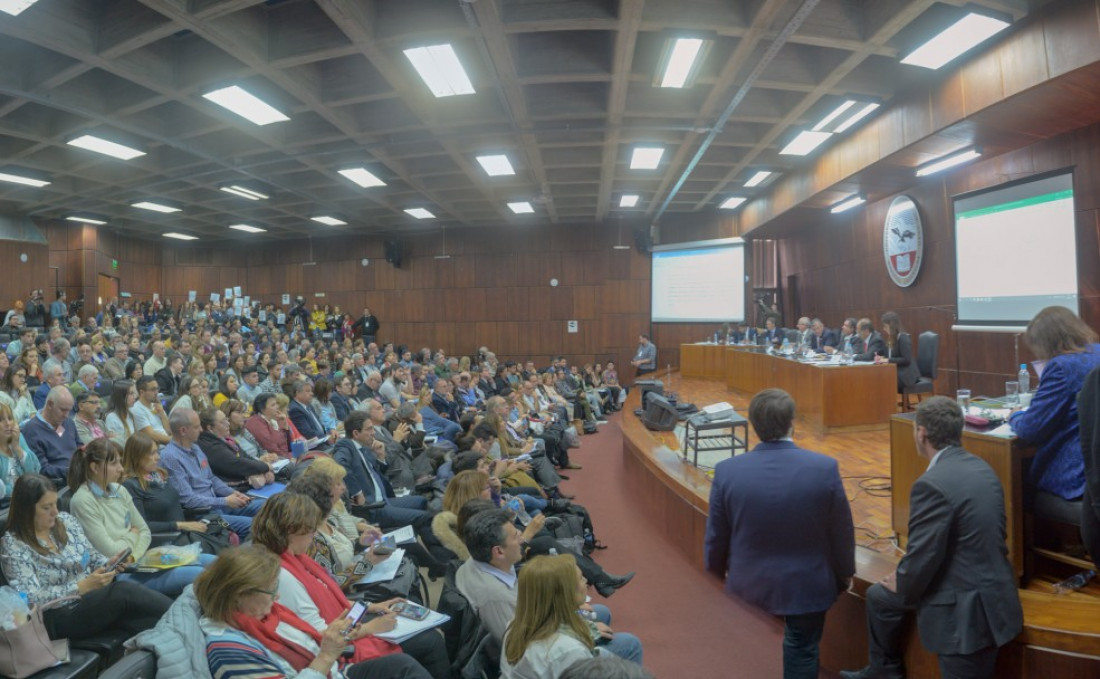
[252,587,279,599]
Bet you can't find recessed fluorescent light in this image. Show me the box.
[619,194,639,208]
[311,216,347,226]
[630,147,664,170]
[660,38,705,88]
[508,202,534,214]
[403,44,475,97]
[833,102,881,134]
[812,101,855,132]
[405,208,435,220]
[613,244,631,250]
[900,12,1011,70]
[163,232,198,241]
[67,134,145,160]
[338,168,386,188]
[476,155,515,177]
[220,185,268,200]
[65,215,107,225]
[131,201,181,213]
[779,130,832,156]
[719,197,747,210]
[202,85,289,126]
[830,195,865,214]
[229,224,266,233]
[744,171,773,188]
[0,172,49,188]
[0,0,40,16]
[915,147,982,177]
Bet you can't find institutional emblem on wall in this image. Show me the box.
[882,195,923,287]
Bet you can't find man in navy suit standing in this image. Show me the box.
[705,388,855,679]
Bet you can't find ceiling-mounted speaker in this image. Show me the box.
[384,239,403,268]
[633,227,652,254]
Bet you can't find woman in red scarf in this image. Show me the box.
[252,493,448,678]
[195,545,429,679]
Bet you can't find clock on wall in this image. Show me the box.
[882,195,923,287]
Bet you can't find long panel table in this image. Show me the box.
[724,346,897,431]
[679,343,729,380]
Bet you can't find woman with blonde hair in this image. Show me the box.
[0,402,40,497]
[502,554,601,679]
[300,456,380,545]
[432,470,491,560]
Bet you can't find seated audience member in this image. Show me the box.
[246,392,292,458]
[502,554,610,679]
[559,655,655,679]
[68,364,102,400]
[808,318,838,353]
[704,389,854,679]
[102,342,129,380]
[1009,307,1100,544]
[312,378,340,432]
[874,311,920,392]
[195,545,430,679]
[331,373,354,421]
[144,340,167,376]
[5,327,36,360]
[1,362,38,424]
[288,470,370,574]
[299,456,382,547]
[22,385,79,482]
[237,365,263,407]
[213,374,238,408]
[73,390,108,445]
[0,402,40,497]
[104,379,138,447]
[168,375,202,415]
[253,491,449,677]
[160,407,261,539]
[133,375,172,445]
[222,398,273,462]
[42,338,72,384]
[289,378,334,442]
[68,438,215,596]
[32,363,66,410]
[197,406,273,490]
[0,474,172,642]
[853,318,887,361]
[457,509,642,663]
[840,397,1022,679]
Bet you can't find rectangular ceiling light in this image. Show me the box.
[311,216,347,226]
[507,201,534,214]
[812,100,855,132]
[830,195,865,214]
[405,208,435,220]
[630,146,664,170]
[0,0,40,16]
[229,224,266,233]
[132,200,181,213]
[220,185,269,200]
[67,134,145,160]
[476,155,515,176]
[719,197,747,210]
[403,44,475,97]
[833,102,881,133]
[660,38,705,88]
[0,171,49,187]
[915,147,982,177]
[744,171,773,188]
[163,232,198,241]
[901,12,1011,70]
[65,215,107,225]
[203,85,289,125]
[619,194,639,207]
[779,130,832,156]
[338,168,386,188]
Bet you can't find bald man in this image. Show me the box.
[23,385,80,481]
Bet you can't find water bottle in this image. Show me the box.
[713,331,719,344]
[780,338,791,355]
[1053,569,1095,594]
[1018,364,1030,394]
[505,496,532,526]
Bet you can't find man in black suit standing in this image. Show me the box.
[852,317,886,361]
[841,397,1022,679]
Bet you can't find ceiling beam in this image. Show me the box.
[594,0,644,221]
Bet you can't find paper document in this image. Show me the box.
[247,482,286,499]
[383,526,417,545]
[357,548,406,585]
[374,610,451,644]
[987,423,1016,438]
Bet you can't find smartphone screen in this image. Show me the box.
[106,547,132,571]
[392,601,430,621]
[345,602,366,624]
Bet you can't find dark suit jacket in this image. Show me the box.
[197,430,268,487]
[154,367,180,398]
[897,446,1023,654]
[853,331,887,361]
[289,399,325,439]
[886,332,920,390]
[761,327,786,346]
[704,441,855,615]
[810,329,839,352]
[333,438,392,503]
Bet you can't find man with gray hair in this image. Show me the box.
[69,364,101,399]
[42,338,72,383]
[22,385,79,482]
[102,341,129,380]
[33,363,67,410]
[159,407,259,539]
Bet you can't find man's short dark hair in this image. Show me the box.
[136,375,158,394]
[463,509,511,563]
[287,474,334,517]
[242,365,259,376]
[472,422,496,442]
[915,396,963,450]
[344,410,370,438]
[452,451,484,474]
[858,318,874,333]
[75,390,99,407]
[748,388,796,442]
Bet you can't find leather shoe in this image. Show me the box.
[594,571,635,598]
[839,666,904,679]
[563,463,582,470]
[556,474,570,481]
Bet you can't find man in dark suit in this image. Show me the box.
[841,397,1023,679]
[809,318,839,353]
[761,316,786,346]
[705,388,855,679]
[853,317,887,361]
[287,378,331,442]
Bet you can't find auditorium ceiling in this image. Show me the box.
[0,0,1043,241]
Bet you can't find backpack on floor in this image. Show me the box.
[544,502,599,555]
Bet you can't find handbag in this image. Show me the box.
[177,513,237,554]
[0,598,73,678]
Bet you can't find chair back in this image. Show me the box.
[917,331,939,380]
[98,650,156,679]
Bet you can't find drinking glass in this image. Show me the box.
[956,389,971,413]
[1005,381,1019,406]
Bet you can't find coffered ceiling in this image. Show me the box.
[0,0,1041,241]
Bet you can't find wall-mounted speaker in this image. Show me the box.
[633,227,652,254]
[384,239,403,268]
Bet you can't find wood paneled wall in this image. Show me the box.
[0,240,49,310]
[776,121,1100,398]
